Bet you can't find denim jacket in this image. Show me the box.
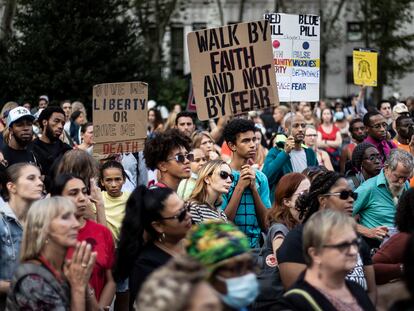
[0,204,23,281]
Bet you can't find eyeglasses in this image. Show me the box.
[323,190,358,200]
[160,205,190,222]
[363,154,382,162]
[192,157,207,163]
[305,134,317,137]
[167,153,194,164]
[219,171,234,182]
[368,122,388,130]
[323,237,361,252]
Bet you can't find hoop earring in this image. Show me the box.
[158,232,166,243]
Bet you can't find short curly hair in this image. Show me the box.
[143,129,191,170]
[395,188,414,232]
[223,118,256,145]
[135,255,208,311]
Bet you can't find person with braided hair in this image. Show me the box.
[276,170,377,304]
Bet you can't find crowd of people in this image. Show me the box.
[1,90,414,311]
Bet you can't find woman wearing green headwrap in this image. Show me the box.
[186,220,259,311]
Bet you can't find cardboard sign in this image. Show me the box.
[353,49,378,87]
[92,82,148,155]
[187,20,279,121]
[264,13,320,102]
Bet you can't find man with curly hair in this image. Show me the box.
[143,129,192,191]
[222,119,271,248]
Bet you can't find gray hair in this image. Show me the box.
[386,149,414,172]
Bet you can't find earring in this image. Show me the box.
[158,232,166,243]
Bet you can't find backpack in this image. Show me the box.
[250,223,289,311]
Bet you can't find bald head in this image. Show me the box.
[284,114,306,143]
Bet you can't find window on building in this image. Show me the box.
[346,56,353,84]
[347,22,363,42]
[170,23,184,76]
[192,23,207,31]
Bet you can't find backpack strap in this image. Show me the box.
[284,288,323,311]
[7,263,70,308]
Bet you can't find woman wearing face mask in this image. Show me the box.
[186,160,232,224]
[51,174,116,310]
[114,185,192,311]
[267,173,310,258]
[186,221,259,311]
[0,163,43,308]
[177,148,207,200]
[273,210,375,310]
[6,197,96,310]
[277,171,377,304]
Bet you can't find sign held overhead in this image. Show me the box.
[93,81,148,155]
[187,20,279,121]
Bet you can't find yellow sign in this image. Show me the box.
[353,50,378,87]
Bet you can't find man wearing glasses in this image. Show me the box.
[143,129,192,191]
[363,110,397,164]
[263,114,318,203]
[353,149,414,249]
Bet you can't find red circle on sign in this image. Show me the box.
[272,40,280,48]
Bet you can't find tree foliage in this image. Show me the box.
[0,0,146,105]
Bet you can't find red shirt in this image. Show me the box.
[67,220,115,300]
[317,125,340,153]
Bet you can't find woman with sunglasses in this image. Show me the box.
[273,210,375,311]
[277,170,377,304]
[114,185,192,311]
[177,148,207,200]
[0,163,43,308]
[186,160,232,224]
[267,173,310,258]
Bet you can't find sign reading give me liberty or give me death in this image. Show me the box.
[187,20,279,121]
[264,13,320,102]
[93,81,148,156]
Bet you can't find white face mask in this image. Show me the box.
[216,273,259,309]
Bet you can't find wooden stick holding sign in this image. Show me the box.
[187,20,279,121]
[92,81,148,156]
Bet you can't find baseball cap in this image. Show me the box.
[39,95,49,102]
[392,103,409,120]
[6,107,35,127]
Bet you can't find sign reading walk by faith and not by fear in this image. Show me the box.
[93,82,148,156]
[187,20,279,121]
[353,49,378,87]
[264,13,320,102]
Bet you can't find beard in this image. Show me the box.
[45,125,58,142]
[13,133,32,146]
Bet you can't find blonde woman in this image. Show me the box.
[6,197,97,311]
[186,159,232,223]
[177,148,207,200]
[191,131,220,160]
[276,210,375,311]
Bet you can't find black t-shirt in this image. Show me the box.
[32,138,72,176]
[129,243,171,311]
[270,271,376,311]
[1,144,37,167]
[277,225,372,290]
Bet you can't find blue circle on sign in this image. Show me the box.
[303,42,310,50]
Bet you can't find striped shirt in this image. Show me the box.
[186,201,228,224]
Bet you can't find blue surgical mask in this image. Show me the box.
[217,273,259,309]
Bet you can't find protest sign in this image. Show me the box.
[264,13,320,102]
[187,20,279,121]
[353,49,378,87]
[93,81,148,155]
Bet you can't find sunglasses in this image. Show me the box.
[324,190,358,200]
[219,171,234,182]
[161,205,190,222]
[167,153,194,164]
[323,237,361,252]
